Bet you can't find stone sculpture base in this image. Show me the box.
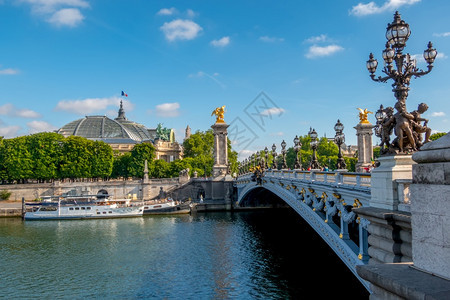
[211,122,229,178]
[370,155,415,210]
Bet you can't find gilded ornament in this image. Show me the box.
[211,105,226,123]
[357,108,373,124]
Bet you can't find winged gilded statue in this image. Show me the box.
[357,108,373,124]
[211,106,226,123]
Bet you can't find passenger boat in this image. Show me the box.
[143,198,191,215]
[24,195,144,220]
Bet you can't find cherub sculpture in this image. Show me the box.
[211,105,226,123]
[357,108,373,124]
[411,103,431,147]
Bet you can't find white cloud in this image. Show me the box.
[305,44,344,59]
[259,36,284,43]
[27,120,57,134]
[260,107,285,116]
[155,102,180,117]
[54,96,131,115]
[305,34,328,44]
[210,36,230,47]
[47,8,84,27]
[0,103,41,118]
[186,9,197,18]
[20,0,89,27]
[433,32,450,37]
[350,0,421,16]
[0,125,21,138]
[270,131,284,136]
[431,112,446,117]
[160,19,203,41]
[157,7,177,16]
[0,68,20,75]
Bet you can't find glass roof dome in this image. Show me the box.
[57,101,152,143]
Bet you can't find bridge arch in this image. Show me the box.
[235,176,370,291]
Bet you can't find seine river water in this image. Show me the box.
[0,209,368,299]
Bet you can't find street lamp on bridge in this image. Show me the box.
[334,119,347,170]
[271,143,277,170]
[293,135,302,170]
[281,140,287,169]
[264,147,269,169]
[309,128,320,170]
[366,11,437,153]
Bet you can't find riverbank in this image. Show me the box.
[0,201,22,217]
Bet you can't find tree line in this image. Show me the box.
[0,130,238,183]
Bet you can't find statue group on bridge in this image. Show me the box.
[375,101,431,154]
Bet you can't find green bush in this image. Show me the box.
[0,190,12,200]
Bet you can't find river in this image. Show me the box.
[0,209,368,299]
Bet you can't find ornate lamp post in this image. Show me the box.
[293,135,302,170]
[264,147,269,169]
[366,11,437,153]
[271,143,277,170]
[309,128,320,170]
[281,140,287,169]
[334,119,347,170]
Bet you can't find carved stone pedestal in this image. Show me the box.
[370,155,415,210]
[354,123,374,173]
[211,122,229,178]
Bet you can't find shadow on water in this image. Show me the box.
[195,208,369,299]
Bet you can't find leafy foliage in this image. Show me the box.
[430,132,447,141]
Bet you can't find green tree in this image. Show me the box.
[1,136,34,182]
[59,136,92,179]
[430,132,447,141]
[27,132,65,181]
[128,143,156,178]
[168,159,192,177]
[90,140,113,178]
[150,159,170,178]
[111,152,132,179]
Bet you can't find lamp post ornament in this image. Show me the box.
[293,135,302,170]
[334,119,347,170]
[367,11,436,154]
[271,144,278,170]
[281,140,288,169]
[309,128,320,170]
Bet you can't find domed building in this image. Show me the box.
[57,101,182,162]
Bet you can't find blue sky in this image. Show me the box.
[0,0,449,158]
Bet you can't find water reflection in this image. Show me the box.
[0,209,368,299]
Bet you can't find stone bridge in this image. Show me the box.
[235,169,412,292]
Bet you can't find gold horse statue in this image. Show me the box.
[357,108,373,124]
[211,105,226,123]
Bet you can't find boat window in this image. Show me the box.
[103,212,106,214]
[81,207,85,210]
[108,211,112,213]
[75,207,80,210]
[87,207,91,210]
[97,212,101,215]
[69,208,74,210]
[144,207,148,209]
[40,207,58,211]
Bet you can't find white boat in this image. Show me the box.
[142,198,191,215]
[24,195,144,220]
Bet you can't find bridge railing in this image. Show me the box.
[261,170,371,188]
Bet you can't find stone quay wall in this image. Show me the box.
[0,178,182,202]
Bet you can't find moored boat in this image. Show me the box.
[24,195,143,220]
[142,198,191,215]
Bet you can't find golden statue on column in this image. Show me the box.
[211,105,226,123]
[357,108,373,124]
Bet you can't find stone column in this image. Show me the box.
[211,122,229,177]
[354,123,373,172]
[410,132,450,280]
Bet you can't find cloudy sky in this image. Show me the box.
[0,0,449,158]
